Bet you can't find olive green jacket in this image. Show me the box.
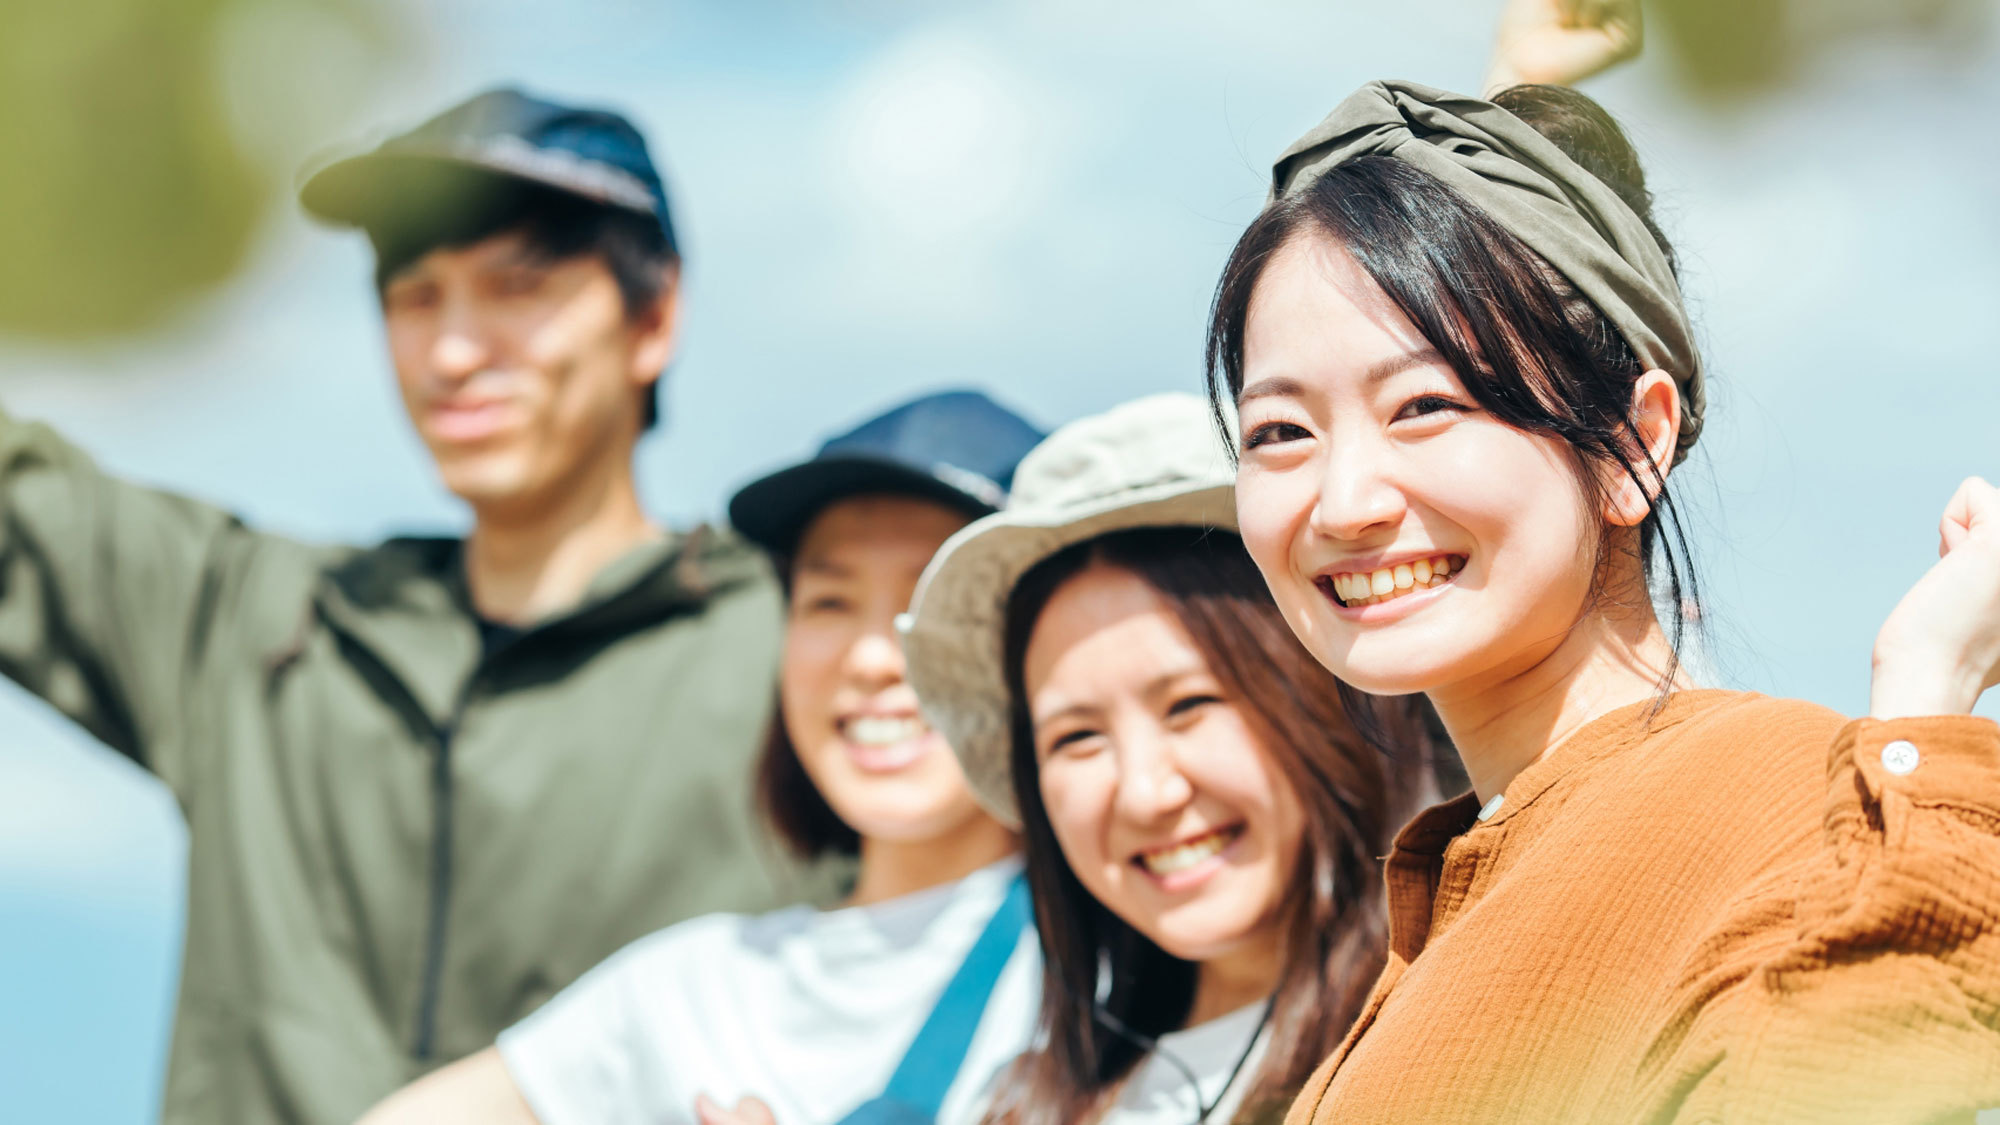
[0,410,826,1124]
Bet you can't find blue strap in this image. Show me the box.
[835,873,1032,1125]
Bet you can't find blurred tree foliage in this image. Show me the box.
[0,0,400,339]
[0,0,1985,341]
[1652,0,1990,99]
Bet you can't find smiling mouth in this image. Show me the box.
[844,714,928,746]
[1318,554,1466,609]
[1134,824,1244,877]
[838,714,934,771]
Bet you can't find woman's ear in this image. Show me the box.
[1602,370,1680,528]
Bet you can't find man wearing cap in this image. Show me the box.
[0,89,828,1124]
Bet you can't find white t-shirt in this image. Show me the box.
[966,1000,1270,1125]
[498,858,1040,1125]
[1098,1001,1270,1125]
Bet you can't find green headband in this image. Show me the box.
[1271,80,1704,461]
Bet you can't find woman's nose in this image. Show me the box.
[1309,440,1406,542]
[1111,732,1194,824]
[842,627,906,690]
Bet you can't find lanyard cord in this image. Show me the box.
[1091,991,1278,1124]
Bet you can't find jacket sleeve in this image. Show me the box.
[0,407,278,787]
[1671,714,2000,1123]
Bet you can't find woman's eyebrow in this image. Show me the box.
[1363,347,1447,386]
[1138,666,1213,700]
[1031,699,1100,729]
[1238,374,1305,405]
[1238,348,1448,405]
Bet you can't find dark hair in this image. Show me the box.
[368,181,678,430]
[986,527,1443,1125]
[756,700,863,859]
[1204,84,1701,708]
[752,542,862,860]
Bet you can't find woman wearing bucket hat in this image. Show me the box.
[361,390,1049,1125]
[1209,79,2000,1122]
[902,394,1446,1125]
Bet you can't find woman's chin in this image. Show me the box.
[838,793,992,847]
[1146,911,1286,970]
[1143,927,1259,966]
[1305,614,1494,696]
[1339,669,1443,696]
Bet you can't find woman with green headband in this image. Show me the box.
[1208,80,2000,1122]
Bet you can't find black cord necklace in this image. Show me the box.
[1092,992,1278,1124]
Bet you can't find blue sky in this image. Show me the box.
[1,1,1996,1120]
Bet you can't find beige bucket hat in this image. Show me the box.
[899,392,1238,825]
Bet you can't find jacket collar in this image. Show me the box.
[311,525,772,729]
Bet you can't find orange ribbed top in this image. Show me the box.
[1285,690,2000,1124]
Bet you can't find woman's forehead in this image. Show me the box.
[793,495,969,568]
[1029,571,1207,688]
[1240,237,1434,397]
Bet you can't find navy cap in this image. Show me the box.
[729,391,1046,557]
[299,87,677,254]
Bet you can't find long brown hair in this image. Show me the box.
[987,526,1444,1124]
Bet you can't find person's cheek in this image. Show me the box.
[1045,768,1110,885]
[1040,773,1084,858]
[1233,475,1296,582]
[783,630,836,740]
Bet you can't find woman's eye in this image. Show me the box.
[1242,421,1310,450]
[1166,693,1223,719]
[797,595,851,616]
[1394,394,1466,422]
[1043,729,1101,759]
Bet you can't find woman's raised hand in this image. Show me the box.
[1483,0,1644,94]
[1871,476,2000,719]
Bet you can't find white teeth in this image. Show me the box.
[1329,555,1463,608]
[845,716,927,747]
[1138,827,1240,876]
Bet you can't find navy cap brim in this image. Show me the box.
[729,456,1004,558]
[299,147,658,233]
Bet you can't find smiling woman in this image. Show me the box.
[903,395,1445,1125]
[771,493,1021,901]
[995,529,1433,1125]
[1206,80,2000,1123]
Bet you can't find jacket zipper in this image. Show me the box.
[411,707,462,1062]
[412,628,526,1062]
[301,625,466,1064]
